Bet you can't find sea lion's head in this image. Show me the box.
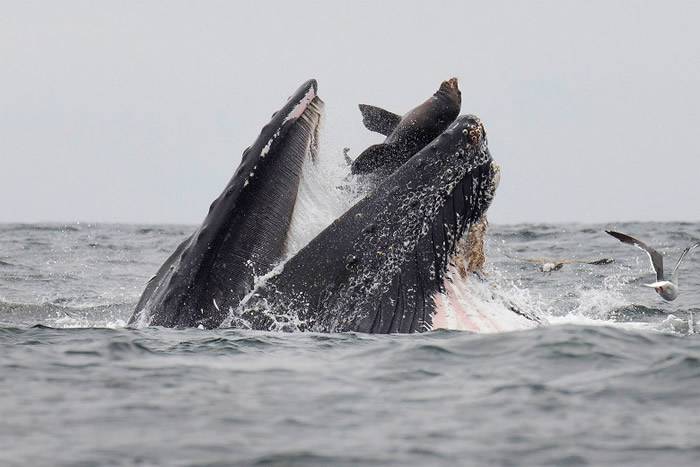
[438,77,461,102]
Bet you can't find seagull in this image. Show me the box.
[507,255,614,273]
[606,230,700,301]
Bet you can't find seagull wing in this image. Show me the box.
[583,258,615,265]
[505,254,546,264]
[606,230,664,281]
[671,241,700,285]
[562,258,615,265]
[522,257,549,264]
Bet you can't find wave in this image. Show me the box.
[3,224,82,232]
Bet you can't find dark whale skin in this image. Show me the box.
[129,80,323,328]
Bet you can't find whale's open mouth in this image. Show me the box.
[132,80,532,334]
[234,114,524,333]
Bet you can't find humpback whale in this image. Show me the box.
[129,79,535,333]
[351,78,461,178]
[233,115,539,333]
[129,80,324,328]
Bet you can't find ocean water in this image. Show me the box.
[1,222,700,466]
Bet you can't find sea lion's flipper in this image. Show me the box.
[358,104,401,136]
[606,230,664,281]
[350,143,399,174]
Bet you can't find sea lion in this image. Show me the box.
[351,78,461,178]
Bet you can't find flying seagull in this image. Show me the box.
[507,255,614,273]
[606,230,700,301]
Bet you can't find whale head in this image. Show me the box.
[238,114,512,333]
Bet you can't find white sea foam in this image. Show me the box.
[284,143,361,255]
[432,265,544,333]
[48,312,128,329]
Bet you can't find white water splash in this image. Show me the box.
[483,246,695,335]
[48,313,127,329]
[432,265,544,333]
[284,143,362,256]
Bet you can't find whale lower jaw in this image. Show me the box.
[129,80,325,329]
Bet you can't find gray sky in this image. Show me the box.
[1,0,699,224]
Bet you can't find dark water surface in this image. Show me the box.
[1,223,699,466]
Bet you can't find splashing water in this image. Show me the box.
[1,187,698,333]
